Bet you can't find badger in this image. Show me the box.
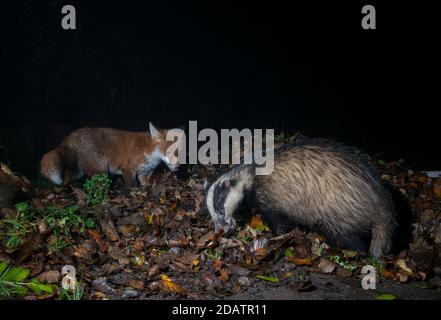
[204,136,396,258]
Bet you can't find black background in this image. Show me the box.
[0,1,439,176]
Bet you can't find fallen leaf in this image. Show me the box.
[88,229,108,252]
[318,258,336,274]
[160,274,183,293]
[218,269,229,282]
[288,256,312,266]
[341,250,358,258]
[375,293,397,300]
[127,279,145,290]
[396,259,413,276]
[335,266,352,277]
[397,270,409,283]
[101,217,120,242]
[108,246,129,265]
[256,275,279,283]
[36,270,60,284]
[291,280,315,292]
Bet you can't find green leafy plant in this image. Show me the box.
[362,256,385,274]
[83,174,111,208]
[375,293,396,300]
[329,255,357,271]
[0,262,53,299]
[284,247,294,257]
[205,248,222,260]
[2,202,36,249]
[1,202,95,253]
[312,239,326,258]
[58,283,85,300]
[256,275,279,283]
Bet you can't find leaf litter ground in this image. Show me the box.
[1,160,441,300]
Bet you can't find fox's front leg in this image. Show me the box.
[122,168,136,188]
[138,172,153,187]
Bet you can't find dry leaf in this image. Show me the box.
[318,258,336,273]
[288,256,312,266]
[218,269,229,282]
[108,246,129,265]
[396,259,413,276]
[160,274,183,293]
[88,229,108,252]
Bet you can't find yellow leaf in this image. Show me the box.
[249,216,264,228]
[160,274,183,293]
[396,259,413,276]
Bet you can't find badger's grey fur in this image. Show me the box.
[205,136,396,258]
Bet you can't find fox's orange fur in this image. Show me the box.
[40,123,181,186]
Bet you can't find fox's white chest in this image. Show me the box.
[137,150,162,175]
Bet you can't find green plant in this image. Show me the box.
[284,247,294,257]
[83,174,111,208]
[0,262,53,299]
[362,256,385,274]
[329,255,357,272]
[1,202,95,253]
[58,283,85,300]
[256,275,279,283]
[1,202,36,249]
[205,248,222,260]
[312,239,326,258]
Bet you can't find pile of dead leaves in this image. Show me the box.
[0,161,440,300]
[378,160,441,278]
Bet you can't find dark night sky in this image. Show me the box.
[0,1,439,175]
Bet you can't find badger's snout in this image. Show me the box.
[214,216,236,235]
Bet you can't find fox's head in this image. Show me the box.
[147,122,184,172]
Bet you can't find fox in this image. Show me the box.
[40,123,183,187]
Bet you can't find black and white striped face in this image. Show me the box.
[205,175,246,234]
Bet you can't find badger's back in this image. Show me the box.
[253,137,396,257]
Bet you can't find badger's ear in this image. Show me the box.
[149,122,161,141]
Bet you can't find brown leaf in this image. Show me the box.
[13,230,52,264]
[335,266,352,277]
[36,270,60,284]
[196,231,216,248]
[73,240,97,260]
[382,269,396,280]
[108,246,129,265]
[147,264,160,277]
[291,280,315,292]
[288,256,312,266]
[127,279,145,290]
[120,224,137,237]
[218,269,229,282]
[433,177,441,200]
[88,229,108,252]
[317,258,336,273]
[101,217,120,242]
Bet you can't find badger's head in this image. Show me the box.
[204,166,254,235]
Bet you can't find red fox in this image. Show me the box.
[40,123,182,187]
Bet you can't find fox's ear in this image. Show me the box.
[149,122,161,141]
